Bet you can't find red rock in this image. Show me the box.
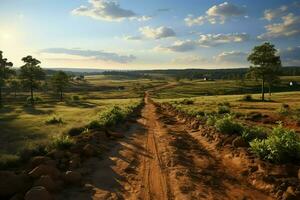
[63,171,82,185]
[28,164,60,179]
[25,186,52,200]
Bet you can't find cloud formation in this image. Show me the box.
[156,33,249,52]
[40,48,136,63]
[258,13,300,39]
[72,0,150,22]
[185,2,246,26]
[263,5,288,21]
[139,26,176,39]
[215,51,247,64]
[198,33,249,47]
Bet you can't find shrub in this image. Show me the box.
[50,135,74,150]
[0,154,20,169]
[242,126,268,143]
[278,103,290,115]
[26,96,43,105]
[45,115,63,125]
[88,120,102,129]
[215,114,244,135]
[242,94,253,101]
[98,106,125,127]
[70,95,80,102]
[18,144,48,162]
[218,105,231,114]
[206,115,218,126]
[250,124,300,163]
[68,127,85,136]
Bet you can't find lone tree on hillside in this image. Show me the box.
[0,51,14,107]
[19,56,45,105]
[9,79,21,99]
[51,71,70,101]
[247,42,282,101]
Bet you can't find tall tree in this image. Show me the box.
[247,42,282,101]
[9,79,21,99]
[19,56,45,105]
[0,51,14,107]
[51,71,69,101]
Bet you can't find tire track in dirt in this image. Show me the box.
[137,96,170,200]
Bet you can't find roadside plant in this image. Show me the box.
[50,135,74,150]
[242,126,267,143]
[250,124,300,163]
[215,114,244,135]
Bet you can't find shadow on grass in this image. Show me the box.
[65,101,98,108]
[22,106,54,115]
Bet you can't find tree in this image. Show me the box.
[9,79,21,99]
[266,74,281,96]
[51,71,69,101]
[247,42,282,101]
[19,56,45,105]
[0,51,14,107]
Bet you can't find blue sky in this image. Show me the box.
[0,0,299,69]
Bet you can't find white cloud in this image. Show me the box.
[139,26,176,39]
[185,2,246,26]
[280,46,300,65]
[156,40,198,52]
[258,13,300,39]
[263,5,288,21]
[198,33,249,47]
[71,0,150,22]
[156,33,249,52]
[171,55,207,64]
[215,51,247,64]
[40,48,136,63]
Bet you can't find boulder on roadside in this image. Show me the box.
[0,171,31,197]
[29,156,51,169]
[28,164,60,179]
[82,144,95,157]
[63,171,82,185]
[25,186,52,200]
[232,136,248,148]
[34,175,56,192]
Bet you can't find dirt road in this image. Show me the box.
[59,95,274,200]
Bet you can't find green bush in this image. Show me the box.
[218,105,231,114]
[250,124,300,163]
[0,154,20,169]
[278,103,290,115]
[215,114,244,135]
[68,127,85,136]
[206,115,218,126]
[45,115,63,124]
[242,126,268,143]
[26,96,43,105]
[50,135,74,150]
[99,106,125,127]
[70,95,80,102]
[242,94,253,101]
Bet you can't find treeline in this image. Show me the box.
[103,67,300,80]
[0,51,71,107]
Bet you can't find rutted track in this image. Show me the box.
[58,94,275,200]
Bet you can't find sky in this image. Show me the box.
[0,0,299,70]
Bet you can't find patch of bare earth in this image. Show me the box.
[58,96,276,200]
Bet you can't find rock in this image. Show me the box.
[232,136,248,148]
[82,144,95,157]
[0,171,31,197]
[63,171,82,185]
[298,168,300,180]
[222,135,236,146]
[25,186,52,200]
[28,164,60,179]
[10,193,24,200]
[282,186,299,200]
[34,175,56,191]
[69,158,81,170]
[29,156,51,169]
[47,149,64,160]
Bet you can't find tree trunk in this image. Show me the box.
[30,86,34,105]
[262,78,265,101]
[0,87,2,107]
[60,90,63,101]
